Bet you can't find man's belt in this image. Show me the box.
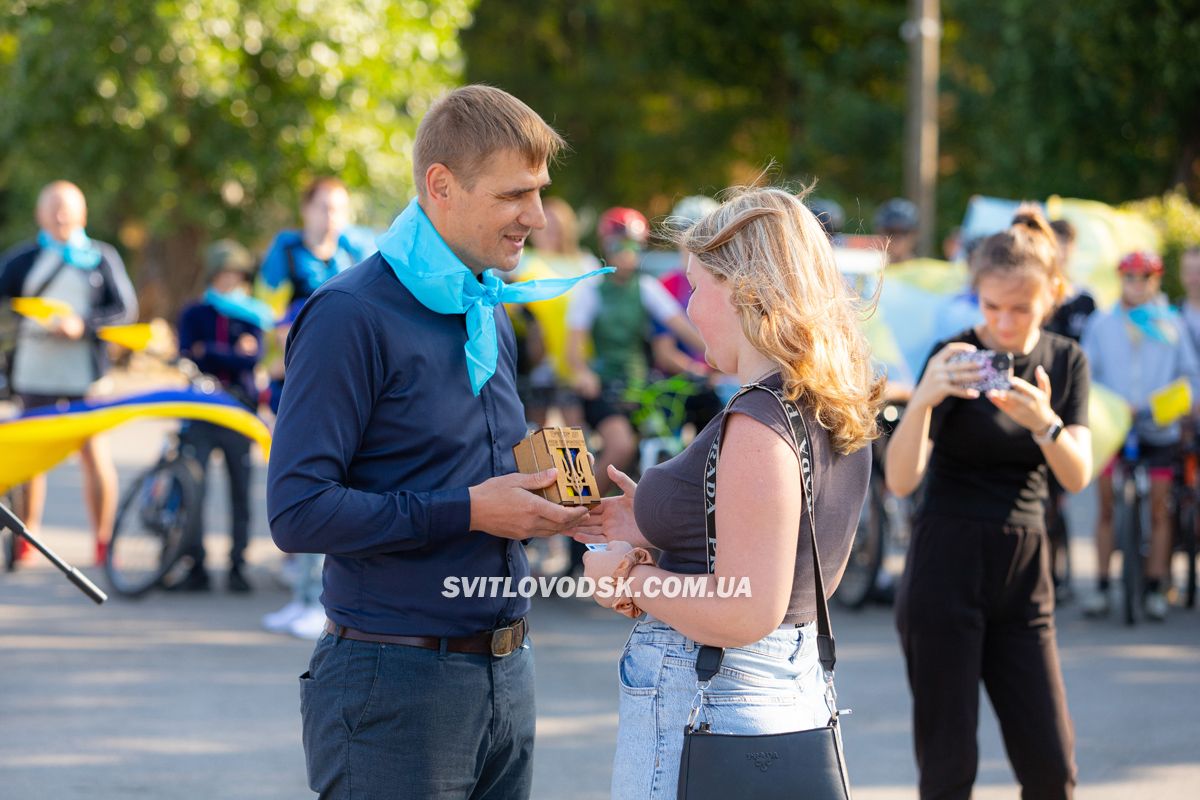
[323,617,527,658]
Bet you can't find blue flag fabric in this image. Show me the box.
[377,198,613,395]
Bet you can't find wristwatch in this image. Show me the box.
[1033,416,1064,445]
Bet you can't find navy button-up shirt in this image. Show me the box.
[267,253,530,637]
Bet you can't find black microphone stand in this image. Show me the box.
[0,501,107,604]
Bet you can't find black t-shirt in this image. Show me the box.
[1044,290,1097,342]
[920,328,1090,527]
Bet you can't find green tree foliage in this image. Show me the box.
[0,0,474,316]
[464,0,1200,242]
[1123,189,1200,299]
[462,0,908,229]
[940,0,1200,231]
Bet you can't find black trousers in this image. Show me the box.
[180,420,253,570]
[895,514,1076,800]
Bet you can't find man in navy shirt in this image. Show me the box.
[176,240,269,593]
[268,86,591,798]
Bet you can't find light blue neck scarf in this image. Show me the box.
[378,198,613,395]
[203,288,276,331]
[1125,303,1177,346]
[38,229,102,270]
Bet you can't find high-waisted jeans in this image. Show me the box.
[612,615,831,799]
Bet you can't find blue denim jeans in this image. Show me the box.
[612,616,831,799]
[299,631,534,799]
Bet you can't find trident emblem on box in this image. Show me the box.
[512,427,601,508]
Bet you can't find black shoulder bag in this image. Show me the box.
[677,383,852,800]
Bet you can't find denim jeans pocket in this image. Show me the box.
[619,641,663,697]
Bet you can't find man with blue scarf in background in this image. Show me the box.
[1082,250,1200,621]
[0,180,137,567]
[175,239,272,593]
[268,85,611,798]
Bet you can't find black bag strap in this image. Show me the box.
[29,256,72,300]
[697,382,836,680]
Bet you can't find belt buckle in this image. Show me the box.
[490,619,523,658]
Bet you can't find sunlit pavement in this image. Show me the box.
[1,420,1198,798]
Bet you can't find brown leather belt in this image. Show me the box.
[323,617,528,658]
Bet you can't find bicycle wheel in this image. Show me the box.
[835,472,886,610]
[1116,477,1142,626]
[1183,501,1198,609]
[105,458,202,598]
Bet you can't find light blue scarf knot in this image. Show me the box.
[38,229,102,270]
[203,288,276,331]
[1126,303,1178,346]
[378,198,612,395]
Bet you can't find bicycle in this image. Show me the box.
[618,373,708,475]
[1170,436,1199,610]
[835,401,912,610]
[103,360,218,598]
[1111,433,1151,625]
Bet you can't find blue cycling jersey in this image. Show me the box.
[260,230,369,302]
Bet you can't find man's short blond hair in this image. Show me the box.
[412,85,565,196]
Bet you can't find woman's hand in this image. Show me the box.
[911,342,983,409]
[582,540,634,608]
[571,465,653,549]
[988,365,1056,433]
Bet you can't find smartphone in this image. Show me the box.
[946,349,1013,392]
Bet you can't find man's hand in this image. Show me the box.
[469,469,590,540]
[235,332,260,357]
[49,313,86,341]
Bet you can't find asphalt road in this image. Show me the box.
[1,419,1198,799]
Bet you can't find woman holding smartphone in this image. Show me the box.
[886,206,1092,800]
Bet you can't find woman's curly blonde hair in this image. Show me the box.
[679,186,884,454]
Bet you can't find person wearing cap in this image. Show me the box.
[1081,251,1200,620]
[174,239,272,593]
[0,180,137,566]
[874,197,920,265]
[566,206,706,496]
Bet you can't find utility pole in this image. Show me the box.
[902,0,941,258]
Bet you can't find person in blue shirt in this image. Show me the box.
[267,85,605,799]
[175,240,270,593]
[258,176,366,308]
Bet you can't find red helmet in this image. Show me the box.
[597,207,649,244]
[1118,251,1163,275]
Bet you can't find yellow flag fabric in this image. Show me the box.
[1088,383,1133,480]
[10,297,73,325]
[11,300,157,353]
[0,390,271,492]
[1149,378,1193,428]
[96,324,155,351]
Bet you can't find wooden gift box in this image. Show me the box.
[512,427,601,508]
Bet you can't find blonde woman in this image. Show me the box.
[576,186,882,798]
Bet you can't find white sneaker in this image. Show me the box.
[288,605,328,640]
[1082,592,1110,618]
[262,601,308,633]
[1144,590,1169,622]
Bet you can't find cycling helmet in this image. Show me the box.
[666,195,719,231]
[1117,251,1163,275]
[806,197,846,236]
[874,197,919,234]
[597,207,650,244]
